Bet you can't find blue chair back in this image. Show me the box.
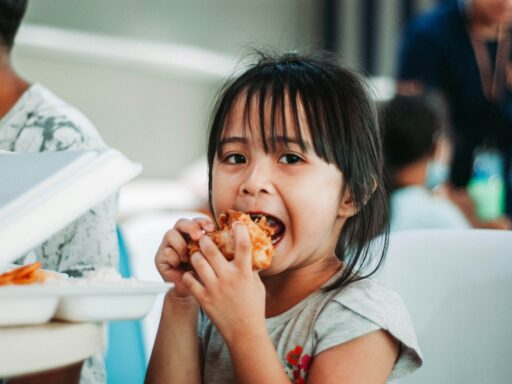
[105,227,146,384]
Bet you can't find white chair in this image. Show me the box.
[379,229,512,384]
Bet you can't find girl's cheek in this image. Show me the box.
[210,185,228,213]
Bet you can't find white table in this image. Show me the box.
[0,321,104,379]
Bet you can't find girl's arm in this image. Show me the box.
[225,327,291,383]
[145,216,215,383]
[225,321,398,384]
[145,292,201,384]
[306,329,399,383]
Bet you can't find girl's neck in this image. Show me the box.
[262,256,341,318]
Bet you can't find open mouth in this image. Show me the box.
[249,212,286,246]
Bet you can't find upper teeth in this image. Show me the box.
[250,214,263,222]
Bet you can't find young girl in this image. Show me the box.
[146,52,422,383]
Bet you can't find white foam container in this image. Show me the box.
[0,284,60,326]
[54,281,171,322]
[0,278,171,326]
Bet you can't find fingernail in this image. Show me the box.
[191,252,201,263]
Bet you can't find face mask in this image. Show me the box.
[426,160,449,189]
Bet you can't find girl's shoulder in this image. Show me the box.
[314,278,423,380]
[328,278,408,321]
[320,278,417,346]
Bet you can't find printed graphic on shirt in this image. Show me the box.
[13,111,84,152]
[285,345,312,384]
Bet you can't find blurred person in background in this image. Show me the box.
[0,0,118,383]
[397,0,512,227]
[381,93,471,231]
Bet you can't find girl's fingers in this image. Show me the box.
[232,222,252,270]
[198,235,230,274]
[189,251,218,287]
[175,217,216,242]
[182,270,206,299]
[161,228,188,261]
[155,245,185,282]
[164,217,214,262]
[163,268,188,284]
[192,217,217,233]
[162,247,183,267]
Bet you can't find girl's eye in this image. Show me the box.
[225,153,246,164]
[279,153,302,164]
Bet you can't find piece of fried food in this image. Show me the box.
[188,210,275,270]
[0,262,47,286]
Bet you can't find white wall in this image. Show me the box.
[23,0,319,56]
[13,26,227,178]
[13,1,319,178]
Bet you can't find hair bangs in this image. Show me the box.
[231,78,310,155]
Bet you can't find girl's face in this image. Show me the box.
[211,97,355,276]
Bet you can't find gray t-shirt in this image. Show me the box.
[199,275,422,383]
[0,83,118,384]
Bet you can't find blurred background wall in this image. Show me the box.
[13,0,438,179]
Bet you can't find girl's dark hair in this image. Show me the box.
[0,0,28,50]
[381,94,442,172]
[206,51,389,290]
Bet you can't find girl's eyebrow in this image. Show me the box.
[220,136,311,150]
[274,136,312,151]
[219,137,247,146]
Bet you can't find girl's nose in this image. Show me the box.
[240,163,272,196]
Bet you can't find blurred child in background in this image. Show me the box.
[397,0,512,223]
[381,94,471,231]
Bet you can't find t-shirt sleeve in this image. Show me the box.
[11,86,118,274]
[13,103,107,153]
[314,280,423,380]
[198,309,207,339]
[314,301,380,354]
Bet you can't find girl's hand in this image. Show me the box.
[183,222,267,343]
[155,217,216,298]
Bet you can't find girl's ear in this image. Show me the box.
[338,178,378,218]
[338,188,358,218]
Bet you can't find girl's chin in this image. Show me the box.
[259,264,284,277]
[259,248,283,276]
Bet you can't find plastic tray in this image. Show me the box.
[0,280,171,326]
[0,284,60,326]
[54,280,171,322]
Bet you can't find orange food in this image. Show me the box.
[0,262,47,286]
[188,210,275,270]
